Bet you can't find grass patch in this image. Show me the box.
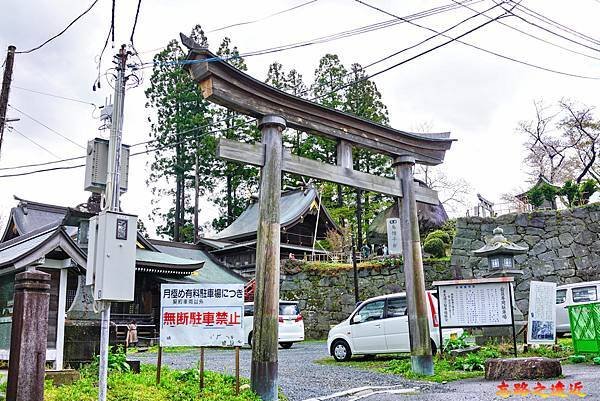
[44,364,267,401]
[315,354,482,383]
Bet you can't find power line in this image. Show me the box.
[355,0,600,80]
[7,104,86,149]
[497,2,600,54]
[130,0,143,46]
[451,0,600,61]
[208,0,319,33]
[506,1,600,46]
[16,0,100,54]
[94,0,116,91]
[137,0,484,61]
[12,86,98,107]
[7,127,61,159]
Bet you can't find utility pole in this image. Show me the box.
[98,44,128,401]
[0,45,16,160]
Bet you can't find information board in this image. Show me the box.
[160,283,244,347]
[437,281,513,327]
[527,281,557,345]
[386,218,402,255]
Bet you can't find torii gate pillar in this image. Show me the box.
[395,155,434,375]
[251,115,286,401]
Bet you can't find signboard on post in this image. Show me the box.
[432,277,517,356]
[527,281,557,345]
[386,218,402,255]
[160,284,244,347]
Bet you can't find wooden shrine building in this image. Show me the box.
[199,186,337,277]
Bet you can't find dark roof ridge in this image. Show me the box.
[0,222,61,252]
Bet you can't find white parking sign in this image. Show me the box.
[160,283,244,347]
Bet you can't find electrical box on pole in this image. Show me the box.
[84,138,130,194]
[86,210,137,301]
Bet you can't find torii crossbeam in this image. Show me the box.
[182,34,455,401]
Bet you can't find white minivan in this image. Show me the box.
[244,301,305,349]
[327,291,463,361]
[556,281,600,336]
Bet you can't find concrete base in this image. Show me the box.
[45,370,80,387]
[411,355,434,376]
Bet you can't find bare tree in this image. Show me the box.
[415,166,473,215]
[519,99,599,184]
[559,100,600,183]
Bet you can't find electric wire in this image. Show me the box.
[354,0,600,80]
[208,0,319,33]
[451,0,600,61]
[94,0,115,91]
[495,1,600,54]
[7,127,61,159]
[130,0,143,46]
[7,105,86,149]
[137,0,484,62]
[506,1,600,46]
[12,86,98,107]
[15,0,100,54]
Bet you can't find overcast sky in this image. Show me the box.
[1,0,599,236]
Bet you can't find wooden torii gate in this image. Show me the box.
[181,34,455,401]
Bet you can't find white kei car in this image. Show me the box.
[244,301,305,349]
[327,291,463,361]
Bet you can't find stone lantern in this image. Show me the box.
[473,227,528,277]
[473,227,529,341]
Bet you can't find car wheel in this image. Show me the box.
[331,340,352,362]
[430,339,437,356]
[248,332,253,348]
[280,342,293,349]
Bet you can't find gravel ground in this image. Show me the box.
[130,341,434,400]
[130,343,600,401]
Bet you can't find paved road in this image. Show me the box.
[130,342,600,401]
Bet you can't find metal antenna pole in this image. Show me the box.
[0,45,16,161]
[98,44,127,401]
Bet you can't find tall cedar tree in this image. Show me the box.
[211,39,261,231]
[145,26,216,242]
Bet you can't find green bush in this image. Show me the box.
[423,238,446,258]
[453,354,485,371]
[443,333,468,352]
[425,230,451,246]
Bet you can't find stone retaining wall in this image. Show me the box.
[280,259,452,339]
[450,203,600,314]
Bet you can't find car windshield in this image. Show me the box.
[279,303,299,315]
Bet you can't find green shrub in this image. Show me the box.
[89,346,131,374]
[423,238,446,258]
[425,230,451,246]
[443,333,468,352]
[453,354,485,371]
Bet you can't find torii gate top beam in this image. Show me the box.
[182,36,455,166]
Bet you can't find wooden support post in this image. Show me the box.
[235,346,240,395]
[199,347,205,391]
[250,115,285,401]
[7,267,51,401]
[395,155,434,376]
[156,346,163,385]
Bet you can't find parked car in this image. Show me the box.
[327,291,463,361]
[244,301,304,349]
[556,281,600,336]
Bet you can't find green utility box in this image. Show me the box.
[568,301,600,354]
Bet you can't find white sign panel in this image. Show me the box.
[438,282,513,327]
[160,284,244,347]
[527,281,557,345]
[386,218,402,255]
